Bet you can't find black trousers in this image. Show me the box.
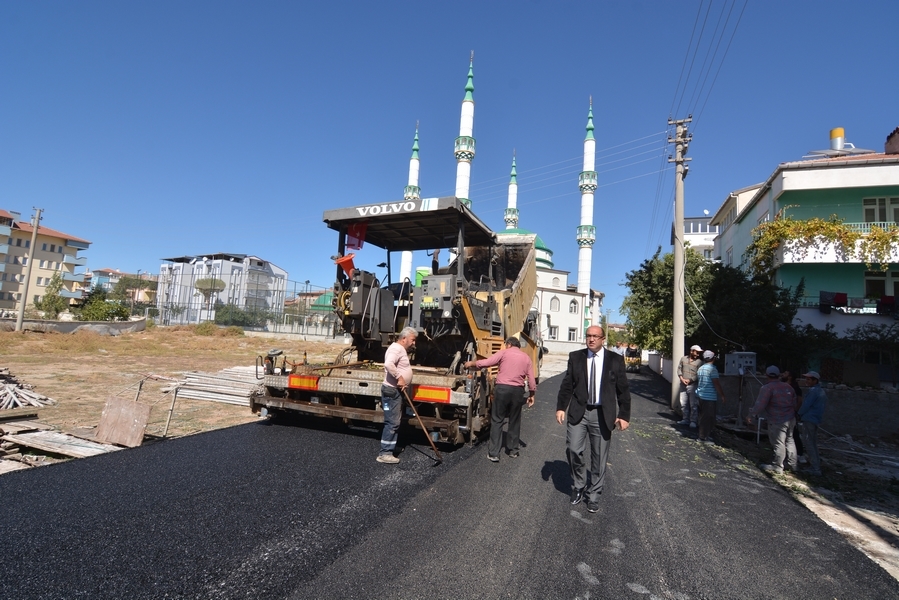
[489,384,526,457]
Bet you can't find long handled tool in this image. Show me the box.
[401,387,443,464]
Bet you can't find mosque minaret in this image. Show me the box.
[503,152,519,229]
[576,99,597,297]
[399,125,420,283]
[454,53,476,208]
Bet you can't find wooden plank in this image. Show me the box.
[0,459,30,474]
[94,396,151,448]
[0,407,41,422]
[0,420,52,435]
[2,431,122,458]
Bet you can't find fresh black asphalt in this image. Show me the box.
[2,368,897,599]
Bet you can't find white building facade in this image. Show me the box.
[156,253,287,325]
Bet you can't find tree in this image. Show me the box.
[76,288,130,321]
[34,272,68,319]
[620,247,822,368]
[690,266,802,358]
[214,304,271,328]
[620,247,715,358]
[194,278,226,309]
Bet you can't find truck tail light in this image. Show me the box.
[412,385,451,403]
[288,374,320,391]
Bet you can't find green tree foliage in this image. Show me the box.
[620,247,826,368]
[194,278,226,307]
[76,288,130,321]
[110,275,158,302]
[620,247,715,358]
[34,272,68,319]
[691,266,803,358]
[213,304,271,328]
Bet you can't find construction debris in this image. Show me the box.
[0,368,56,410]
[2,430,122,459]
[95,396,151,448]
[165,367,262,406]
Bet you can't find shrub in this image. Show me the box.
[194,321,219,336]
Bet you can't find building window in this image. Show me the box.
[703,249,712,259]
[34,295,41,304]
[25,240,30,248]
[864,197,899,224]
[42,243,47,251]
[547,325,558,340]
[569,300,578,314]
[757,211,769,226]
[550,297,560,312]
[552,277,560,287]
[568,328,578,342]
[15,238,22,247]
[865,271,887,299]
[725,247,733,266]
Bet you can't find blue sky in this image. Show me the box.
[2,1,898,316]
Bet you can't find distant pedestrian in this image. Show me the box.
[677,345,703,428]
[798,371,826,476]
[377,326,417,464]
[781,370,805,461]
[746,365,798,474]
[556,325,631,514]
[694,350,726,442]
[464,337,536,461]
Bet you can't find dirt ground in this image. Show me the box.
[0,326,347,439]
[3,331,899,579]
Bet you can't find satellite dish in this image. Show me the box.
[703,209,710,215]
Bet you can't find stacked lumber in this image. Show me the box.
[0,368,56,410]
[168,366,262,406]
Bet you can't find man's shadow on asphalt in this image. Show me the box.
[541,459,572,494]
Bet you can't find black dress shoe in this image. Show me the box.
[570,488,584,505]
[587,501,599,513]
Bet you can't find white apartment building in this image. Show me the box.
[156,253,287,324]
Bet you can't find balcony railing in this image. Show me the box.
[63,272,85,283]
[63,254,88,267]
[844,221,898,234]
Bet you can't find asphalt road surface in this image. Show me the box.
[2,369,898,599]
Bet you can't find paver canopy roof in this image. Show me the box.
[322,196,496,252]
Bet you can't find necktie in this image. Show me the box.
[589,355,596,405]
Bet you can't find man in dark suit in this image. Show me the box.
[556,325,631,513]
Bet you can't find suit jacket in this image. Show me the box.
[556,348,631,430]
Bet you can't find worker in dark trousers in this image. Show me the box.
[464,337,536,462]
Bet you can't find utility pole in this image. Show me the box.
[668,117,692,410]
[15,208,42,333]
